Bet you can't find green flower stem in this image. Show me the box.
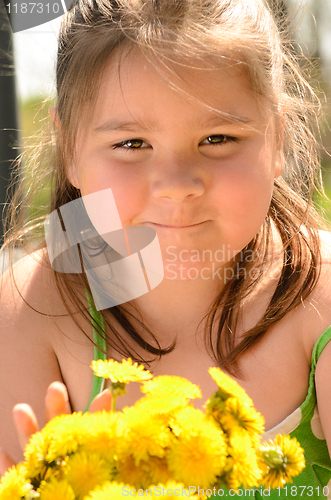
[112,394,118,412]
[109,381,127,412]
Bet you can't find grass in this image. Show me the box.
[315,183,331,226]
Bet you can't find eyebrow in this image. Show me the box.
[94,113,253,134]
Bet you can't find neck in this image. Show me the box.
[129,273,223,342]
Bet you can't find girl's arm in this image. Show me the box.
[309,232,331,458]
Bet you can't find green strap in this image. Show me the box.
[311,325,331,371]
[85,290,107,411]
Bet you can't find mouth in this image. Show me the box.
[142,221,210,229]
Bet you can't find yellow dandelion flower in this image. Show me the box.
[24,429,51,478]
[280,435,305,478]
[84,482,133,500]
[45,412,87,462]
[91,358,152,384]
[141,375,201,401]
[220,397,264,440]
[259,435,305,489]
[150,481,197,499]
[169,406,214,436]
[220,460,241,492]
[80,411,121,463]
[167,433,226,489]
[260,468,286,489]
[114,457,179,491]
[167,407,227,489]
[144,456,173,487]
[64,451,112,499]
[133,393,191,419]
[208,368,253,407]
[38,476,75,500]
[224,434,262,490]
[119,407,171,465]
[116,455,151,490]
[0,464,32,500]
[205,393,227,425]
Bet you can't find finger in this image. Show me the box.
[0,448,16,477]
[89,389,112,413]
[45,382,71,421]
[12,404,38,452]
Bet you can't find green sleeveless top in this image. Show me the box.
[86,295,331,498]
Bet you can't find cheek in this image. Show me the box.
[79,166,147,223]
[111,185,146,223]
[211,153,275,224]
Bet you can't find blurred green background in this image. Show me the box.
[18,96,54,225]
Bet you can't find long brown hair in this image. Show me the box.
[3,0,328,374]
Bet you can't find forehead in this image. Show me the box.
[88,47,270,133]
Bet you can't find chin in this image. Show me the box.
[163,261,224,282]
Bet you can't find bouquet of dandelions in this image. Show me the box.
[0,359,305,500]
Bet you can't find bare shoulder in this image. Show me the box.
[0,247,65,374]
[308,229,331,310]
[3,248,49,299]
[0,247,91,331]
[318,229,331,262]
[299,229,331,352]
[0,246,94,371]
[2,248,52,327]
[1,247,71,330]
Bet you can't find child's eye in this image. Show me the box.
[200,135,237,146]
[112,139,149,150]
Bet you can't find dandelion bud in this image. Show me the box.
[259,445,284,469]
[109,381,127,397]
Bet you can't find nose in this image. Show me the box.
[150,156,205,202]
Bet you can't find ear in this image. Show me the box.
[50,106,80,189]
[274,150,284,179]
[67,164,80,190]
[49,106,60,129]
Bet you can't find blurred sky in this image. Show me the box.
[12,0,331,102]
[13,16,62,101]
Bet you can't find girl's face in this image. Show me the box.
[69,49,283,281]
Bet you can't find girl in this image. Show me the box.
[1,0,331,496]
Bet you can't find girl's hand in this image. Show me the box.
[0,382,112,476]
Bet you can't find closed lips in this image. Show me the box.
[144,221,208,228]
